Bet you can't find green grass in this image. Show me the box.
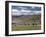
[12,25,41,31]
[12,15,41,31]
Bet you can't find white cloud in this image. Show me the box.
[12,9,41,16]
[12,9,31,12]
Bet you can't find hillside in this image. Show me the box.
[12,14,41,25]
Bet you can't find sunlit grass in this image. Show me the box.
[12,25,41,31]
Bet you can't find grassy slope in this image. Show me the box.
[12,15,41,31]
[12,25,41,31]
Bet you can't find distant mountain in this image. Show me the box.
[12,14,41,19]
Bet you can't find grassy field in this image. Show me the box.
[12,24,41,31]
[12,15,41,31]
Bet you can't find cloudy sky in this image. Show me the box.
[12,6,41,15]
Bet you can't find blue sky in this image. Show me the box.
[12,6,41,15]
[12,6,41,11]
